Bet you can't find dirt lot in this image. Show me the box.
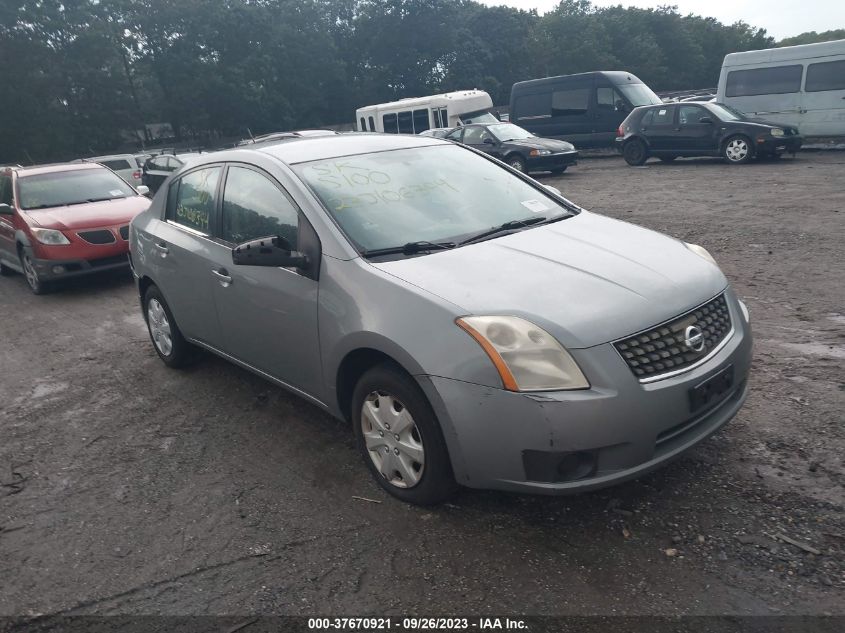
[1,152,843,621]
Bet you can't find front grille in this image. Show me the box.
[88,254,128,268]
[78,229,116,245]
[118,225,129,240]
[614,294,732,381]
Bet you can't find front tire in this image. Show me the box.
[723,135,753,164]
[507,155,526,173]
[623,139,648,166]
[19,249,49,294]
[143,285,191,368]
[351,363,456,505]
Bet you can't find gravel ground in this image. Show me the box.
[0,152,843,620]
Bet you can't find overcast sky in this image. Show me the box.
[477,1,844,40]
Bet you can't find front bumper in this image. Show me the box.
[418,289,753,494]
[527,150,579,172]
[757,135,802,154]
[29,252,129,280]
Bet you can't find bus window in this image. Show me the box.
[726,65,803,97]
[398,111,414,134]
[440,108,448,127]
[359,117,366,131]
[383,113,398,133]
[413,109,430,133]
[368,116,375,131]
[432,109,441,127]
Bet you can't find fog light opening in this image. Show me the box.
[556,451,597,482]
[52,265,66,275]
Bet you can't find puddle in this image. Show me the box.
[779,341,845,360]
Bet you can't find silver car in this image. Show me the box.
[129,133,752,504]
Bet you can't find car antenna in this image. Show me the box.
[247,127,256,144]
[23,149,35,166]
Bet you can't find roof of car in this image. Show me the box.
[254,132,444,165]
[82,154,135,162]
[12,162,103,178]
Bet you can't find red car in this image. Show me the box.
[0,163,151,294]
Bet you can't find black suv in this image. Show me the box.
[616,102,802,166]
[445,123,579,174]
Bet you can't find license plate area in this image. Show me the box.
[689,365,734,412]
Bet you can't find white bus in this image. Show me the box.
[716,39,845,137]
[355,90,496,134]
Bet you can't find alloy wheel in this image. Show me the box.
[147,298,173,356]
[21,253,40,291]
[360,391,425,488]
[725,138,749,162]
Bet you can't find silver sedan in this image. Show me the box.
[129,133,752,504]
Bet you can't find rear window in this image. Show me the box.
[100,159,132,171]
[726,65,803,97]
[552,88,590,116]
[18,169,135,210]
[805,60,845,92]
[514,93,550,119]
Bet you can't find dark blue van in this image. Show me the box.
[509,71,662,148]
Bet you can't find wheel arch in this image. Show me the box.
[721,132,755,156]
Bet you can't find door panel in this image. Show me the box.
[592,84,629,146]
[150,167,223,346]
[210,165,322,397]
[675,105,719,152]
[640,105,676,151]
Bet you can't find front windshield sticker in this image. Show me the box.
[521,199,550,213]
[109,190,124,197]
[658,109,667,115]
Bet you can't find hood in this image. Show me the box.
[23,196,150,230]
[371,212,727,348]
[506,137,575,152]
[732,118,794,133]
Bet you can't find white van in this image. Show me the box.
[716,39,845,137]
[355,90,496,134]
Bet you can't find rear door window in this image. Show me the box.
[552,88,590,116]
[0,174,12,205]
[167,166,221,235]
[805,60,845,92]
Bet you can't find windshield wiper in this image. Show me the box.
[361,240,457,258]
[86,196,124,203]
[458,216,547,246]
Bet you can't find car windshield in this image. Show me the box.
[488,123,534,142]
[709,103,746,121]
[18,169,136,210]
[617,83,662,106]
[294,144,575,254]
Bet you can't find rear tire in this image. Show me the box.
[623,139,648,166]
[723,135,753,164]
[143,285,191,368]
[351,363,457,505]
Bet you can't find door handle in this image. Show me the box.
[211,268,232,285]
[153,241,169,255]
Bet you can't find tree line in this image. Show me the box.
[0,0,784,164]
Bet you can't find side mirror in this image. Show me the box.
[615,100,631,113]
[136,185,150,196]
[483,137,495,145]
[0,203,13,216]
[699,116,713,124]
[232,235,308,269]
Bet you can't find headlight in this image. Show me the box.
[770,128,785,137]
[684,242,717,266]
[456,316,589,391]
[529,149,551,156]
[31,228,70,245]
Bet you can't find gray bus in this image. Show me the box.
[509,71,662,148]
